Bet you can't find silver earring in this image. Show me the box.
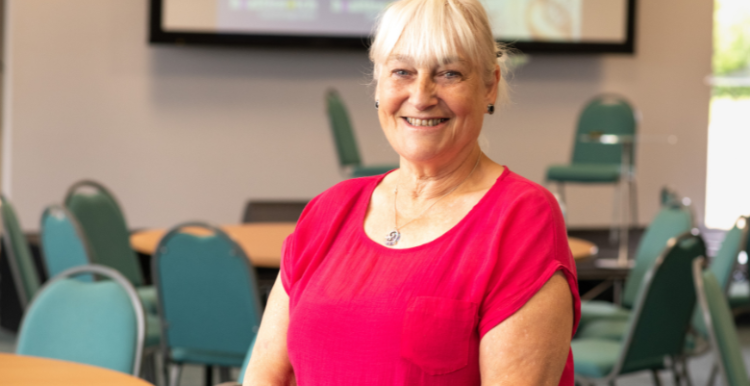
[487,104,495,114]
[375,100,379,109]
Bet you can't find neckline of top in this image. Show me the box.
[357,166,511,253]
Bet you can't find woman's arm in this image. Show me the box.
[242,276,296,386]
[479,271,574,386]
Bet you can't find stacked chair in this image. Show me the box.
[693,257,750,386]
[16,265,145,375]
[325,89,397,178]
[577,189,693,334]
[1,195,41,310]
[152,222,263,386]
[573,232,706,385]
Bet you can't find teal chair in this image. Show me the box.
[40,204,94,281]
[16,265,145,375]
[546,94,638,240]
[693,257,750,386]
[577,194,693,335]
[573,233,705,386]
[64,180,158,315]
[39,202,161,379]
[326,89,397,178]
[153,222,263,386]
[1,195,41,308]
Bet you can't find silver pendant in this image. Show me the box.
[386,230,401,246]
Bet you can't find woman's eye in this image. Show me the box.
[393,69,410,77]
[443,71,461,79]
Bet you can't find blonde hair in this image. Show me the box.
[369,0,509,105]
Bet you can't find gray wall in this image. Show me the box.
[2,0,712,231]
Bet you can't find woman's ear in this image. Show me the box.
[486,64,501,104]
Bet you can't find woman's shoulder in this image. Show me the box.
[296,175,382,225]
[492,168,559,212]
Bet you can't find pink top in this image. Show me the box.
[282,167,580,385]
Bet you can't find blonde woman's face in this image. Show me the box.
[376,54,498,165]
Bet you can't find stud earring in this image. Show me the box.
[487,104,495,115]
[375,100,379,109]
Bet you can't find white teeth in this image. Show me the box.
[407,118,445,127]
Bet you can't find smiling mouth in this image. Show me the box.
[404,117,449,127]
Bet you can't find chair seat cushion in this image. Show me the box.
[137,286,159,314]
[170,347,246,367]
[576,319,629,340]
[352,165,398,178]
[546,164,622,183]
[571,338,622,378]
[579,300,631,328]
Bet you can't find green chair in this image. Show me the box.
[153,222,263,386]
[326,89,397,178]
[577,194,693,336]
[546,94,638,241]
[693,257,750,386]
[572,233,705,386]
[1,195,41,308]
[63,180,158,314]
[16,264,145,375]
[40,204,94,281]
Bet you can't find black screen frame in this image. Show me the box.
[149,0,636,54]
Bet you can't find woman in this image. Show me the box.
[244,0,580,384]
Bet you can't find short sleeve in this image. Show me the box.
[280,233,296,295]
[478,187,580,338]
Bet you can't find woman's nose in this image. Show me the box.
[409,74,438,111]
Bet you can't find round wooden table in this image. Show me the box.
[131,223,295,268]
[132,223,597,267]
[0,353,153,386]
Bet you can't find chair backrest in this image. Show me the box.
[16,265,145,375]
[237,334,258,383]
[694,257,750,386]
[616,232,705,376]
[242,200,308,223]
[710,216,749,293]
[153,222,263,360]
[0,195,40,308]
[621,199,693,308]
[571,94,637,165]
[64,180,144,287]
[326,89,362,168]
[40,204,94,282]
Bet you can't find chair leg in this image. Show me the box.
[706,361,719,386]
[671,361,682,386]
[140,351,157,384]
[629,179,638,227]
[557,182,566,204]
[204,366,213,386]
[680,356,693,386]
[650,369,662,386]
[168,363,182,386]
[611,182,623,244]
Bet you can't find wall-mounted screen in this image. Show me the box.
[150,0,636,53]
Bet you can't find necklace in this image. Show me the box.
[386,153,481,247]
